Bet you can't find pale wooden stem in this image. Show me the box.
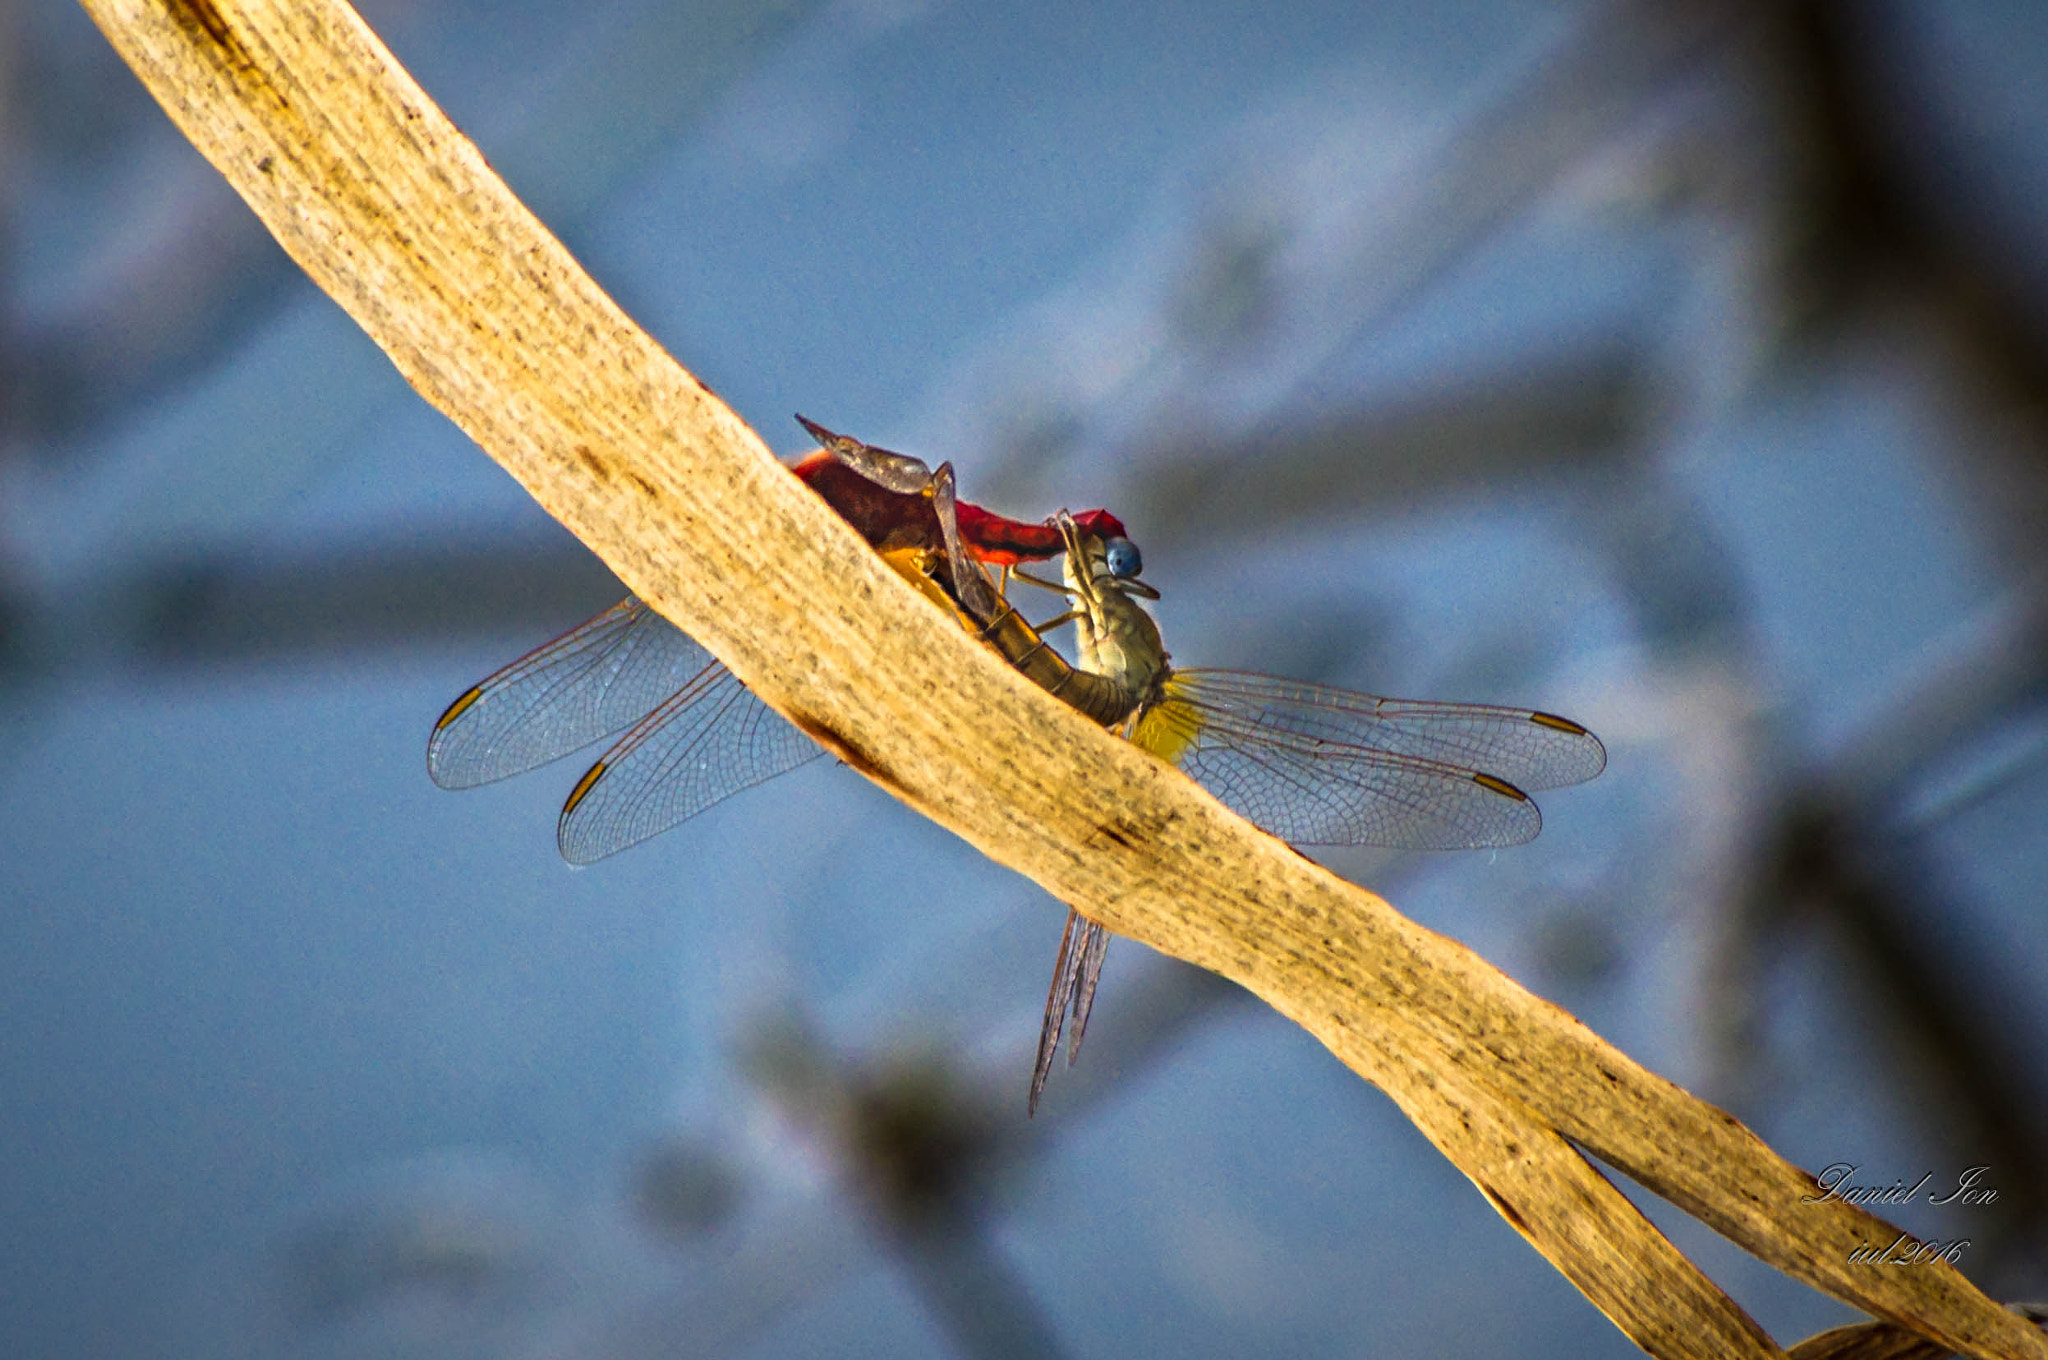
[75,3,2043,1357]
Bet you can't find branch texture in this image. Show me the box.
[77,2,2045,1356]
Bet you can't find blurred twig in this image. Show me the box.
[6,0,821,451]
[1129,341,1649,553]
[741,1015,1073,1360]
[1733,581,2048,1280]
[600,960,1253,1357]
[1759,0,2048,565]
[1711,2,2048,1281]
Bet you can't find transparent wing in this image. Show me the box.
[1030,909,1112,1117]
[1174,721,1540,848]
[1137,669,1607,849]
[1167,669,1607,791]
[556,661,826,865]
[794,414,935,493]
[427,598,712,789]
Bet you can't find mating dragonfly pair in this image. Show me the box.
[428,418,1606,1112]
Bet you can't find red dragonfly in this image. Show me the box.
[426,417,1139,864]
[430,421,1606,1113]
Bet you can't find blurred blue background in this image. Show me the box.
[6,1,2048,1356]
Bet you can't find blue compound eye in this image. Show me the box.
[1103,537,1143,580]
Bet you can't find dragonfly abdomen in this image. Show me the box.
[974,599,1140,728]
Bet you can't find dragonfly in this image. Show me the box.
[428,421,1606,1113]
[426,417,1142,865]
[1007,512,1607,1112]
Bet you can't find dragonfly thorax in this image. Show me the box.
[1062,535,1171,706]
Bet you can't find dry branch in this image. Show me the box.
[75,1,2046,1356]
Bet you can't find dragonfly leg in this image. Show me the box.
[927,461,999,623]
[1007,566,1066,595]
[1052,511,1108,629]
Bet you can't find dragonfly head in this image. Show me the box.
[1066,511,1149,588]
[1057,514,1161,601]
[1092,535,1158,599]
[1102,536,1143,581]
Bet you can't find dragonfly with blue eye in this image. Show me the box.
[425,417,1142,864]
[427,419,1606,1112]
[1007,512,1606,1110]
